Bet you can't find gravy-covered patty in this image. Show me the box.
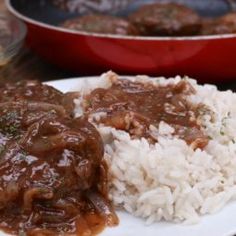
[129,3,201,36]
[201,13,236,35]
[0,80,63,104]
[61,14,139,35]
[0,81,118,235]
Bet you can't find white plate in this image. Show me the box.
[1,77,236,236]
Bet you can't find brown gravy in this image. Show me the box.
[0,81,118,236]
[83,79,208,149]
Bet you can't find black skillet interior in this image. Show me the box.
[10,0,234,27]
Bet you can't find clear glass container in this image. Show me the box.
[0,13,27,66]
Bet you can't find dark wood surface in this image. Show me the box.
[1,0,236,91]
[0,47,76,82]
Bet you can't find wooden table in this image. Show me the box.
[1,0,236,91]
[0,47,77,82]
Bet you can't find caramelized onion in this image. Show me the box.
[86,191,119,227]
[23,188,54,212]
[0,182,19,210]
[27,229,56,236]
[62,92,80,115]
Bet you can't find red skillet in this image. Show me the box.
[6,0,236,82]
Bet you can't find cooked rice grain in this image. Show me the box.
[73,72,236,224]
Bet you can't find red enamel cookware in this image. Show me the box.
[6,0,236,82]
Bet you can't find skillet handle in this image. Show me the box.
[226,0,236,11]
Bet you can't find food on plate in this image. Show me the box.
[0,80,118,235]
[81,75,208,149]
[72,72,236,223]
[201,13,236,35]
[2,71,236,235]
[60,14,139,35]
[0,80,63,104]
[128,3,201,36]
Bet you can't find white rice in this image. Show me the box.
[73,71,236,224]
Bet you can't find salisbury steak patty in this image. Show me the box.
[201,13,236,35]
[129,3,201,36]
[61,14,139,35]
[0,80,118,235]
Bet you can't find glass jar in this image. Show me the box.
[0,13,26,67]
